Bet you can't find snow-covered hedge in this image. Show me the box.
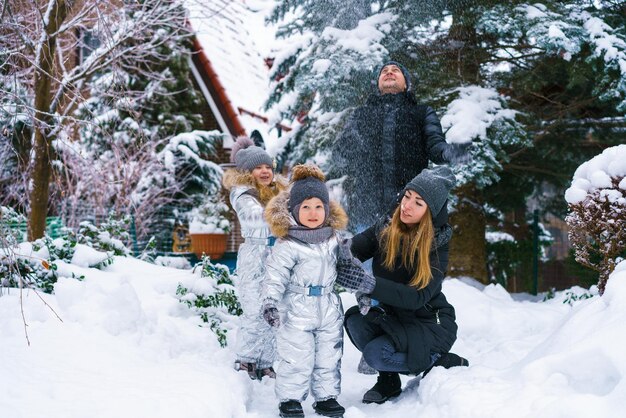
[0,208,131,293]
[565,144,626,294]
[176,256,242,348]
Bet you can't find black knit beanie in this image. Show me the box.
[288,164,330,226]
[403,166,456,217]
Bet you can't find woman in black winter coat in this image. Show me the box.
[338,166,468,404]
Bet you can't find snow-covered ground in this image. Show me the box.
[2,251,625,418]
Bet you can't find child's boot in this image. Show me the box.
[234,361,259,380]
[313,398,345,417]
[279,400,304,418]
[257,366,276,379]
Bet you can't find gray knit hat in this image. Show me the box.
[403,166,456,216]
[230,136,273,172]
[288,164,330,225]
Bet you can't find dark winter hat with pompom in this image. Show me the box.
[230,136,273,172]
[289,164,330,225]
[377,60,412,93]
[403,166,456,217]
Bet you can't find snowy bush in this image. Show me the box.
[0,209,136,293]
[176,256,242,347]
[565,145,626,295]
[562,290,594,306]
[188,195,231,235]
[1,235,86,293]
[542,286,595,305]
[154,255,191,270]
[76,214,131,256]
[138,237,158,263]
[0,206,26,247]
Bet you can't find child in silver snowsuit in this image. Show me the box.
[222,136,287,380]
[261,164,348,418]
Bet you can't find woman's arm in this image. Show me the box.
[371,243,449,310]
[350,224,379,262]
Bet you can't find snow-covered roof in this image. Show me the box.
[186,0,280,149]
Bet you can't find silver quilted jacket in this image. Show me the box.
[262,190,349,402]
[223,169,287,369]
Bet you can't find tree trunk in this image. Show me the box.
[445,8,489,282]
[449,184,488,283]
[27,0,69,240]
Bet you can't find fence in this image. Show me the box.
[6,204,596,289]
[7,216,65,241]
[490,212,597,294]
[54,202,191,258]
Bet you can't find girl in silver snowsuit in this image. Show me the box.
[261,164,348,418]
[222,136,287,380]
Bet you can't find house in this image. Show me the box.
[71,1,285,260]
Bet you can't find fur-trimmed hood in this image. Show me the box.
[222,169,288,206]
[264,190,348,238]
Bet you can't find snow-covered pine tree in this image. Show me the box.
[265,0,384,168]
[131,130,227,248]
[266,0,626,285]
[472,1,626,287]
[76,0,203,154]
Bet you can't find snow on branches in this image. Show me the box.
[565,144,626,295]
[0,0,194,239]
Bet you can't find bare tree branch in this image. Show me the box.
[1,0,193,239]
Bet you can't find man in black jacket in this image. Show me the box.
[333,61,470,230]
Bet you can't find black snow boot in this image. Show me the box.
[313,398,345,417]
[234,361,259,380]
[362,372,402,404]
[257,366,276,379]
[279,400,304,418]
[422,352,469,377]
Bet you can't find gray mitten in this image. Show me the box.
[337,238,353,261]
[336,255,376,293]
[358,272,376,294]
[262,303,280,328]
[442,142,472,164]
[356,292,372,315]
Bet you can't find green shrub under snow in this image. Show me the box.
[176,256,242,348]
[76,214,131,256]
[0,207,132,293]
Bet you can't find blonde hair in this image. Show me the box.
[379,206,435,289]
[255,177,285,206]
